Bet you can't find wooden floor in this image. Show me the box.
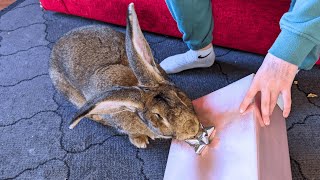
[0,0,16,11]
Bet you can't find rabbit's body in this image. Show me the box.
[51,26,156,144]
[51,26,136,103]
[50,3,203,148]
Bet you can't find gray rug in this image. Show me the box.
[0,0,319,179]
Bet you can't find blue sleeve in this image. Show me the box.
[269,0,320,70]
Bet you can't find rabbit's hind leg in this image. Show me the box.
[50,69,86,108]
[129,134,149,148]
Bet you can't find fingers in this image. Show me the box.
[240,85,258,114]
[269,91,279,116]
[261,91,270,125]
[240,103,255,115]
[282,89,292,118]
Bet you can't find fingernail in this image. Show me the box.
[265,120,270,126]
[240,109,244,113]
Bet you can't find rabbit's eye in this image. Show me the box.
[153,113,162,120]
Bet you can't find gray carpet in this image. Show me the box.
[0,0,320,179]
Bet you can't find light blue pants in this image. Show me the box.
[165,0,213,50]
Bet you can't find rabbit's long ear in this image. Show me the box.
[125,3,166,87]
[69,87,143,129]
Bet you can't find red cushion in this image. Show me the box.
[40,0,320,64]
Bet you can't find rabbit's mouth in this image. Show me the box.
[185,123,214,140]
[151,128,174,139]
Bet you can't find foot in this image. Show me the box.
[160,46,215,74]
[129,135,149,148]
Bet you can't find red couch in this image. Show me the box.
[40,0,320,64]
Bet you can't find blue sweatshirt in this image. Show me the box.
[269,0,320,70]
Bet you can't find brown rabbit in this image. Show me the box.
[49,3,203,148]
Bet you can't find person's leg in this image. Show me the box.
[160,0,215,74]
[165,0,213,50]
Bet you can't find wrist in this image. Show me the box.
[265,53,299,79]
[267,53,299,69]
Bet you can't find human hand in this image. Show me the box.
[239,53,298,125]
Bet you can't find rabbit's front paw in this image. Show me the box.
[129,135,149,148]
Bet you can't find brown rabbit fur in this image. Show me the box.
[49,3,202,148]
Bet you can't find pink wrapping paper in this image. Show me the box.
[164,74,292,180]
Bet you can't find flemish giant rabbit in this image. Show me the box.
[49,3,205,148]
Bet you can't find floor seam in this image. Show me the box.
[63,134,126,154]
[136,148,149,180]
[290,157,309,180]
[0,45,48,57]
[3,158,68,180]
[0,110,58,128]
[216,61,230,84]
[0,73,48,88]
[287,114,320,132]
[0,22,46,32]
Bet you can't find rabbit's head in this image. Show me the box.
[68,3,202,140]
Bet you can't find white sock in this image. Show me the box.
[160,47,215,74]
